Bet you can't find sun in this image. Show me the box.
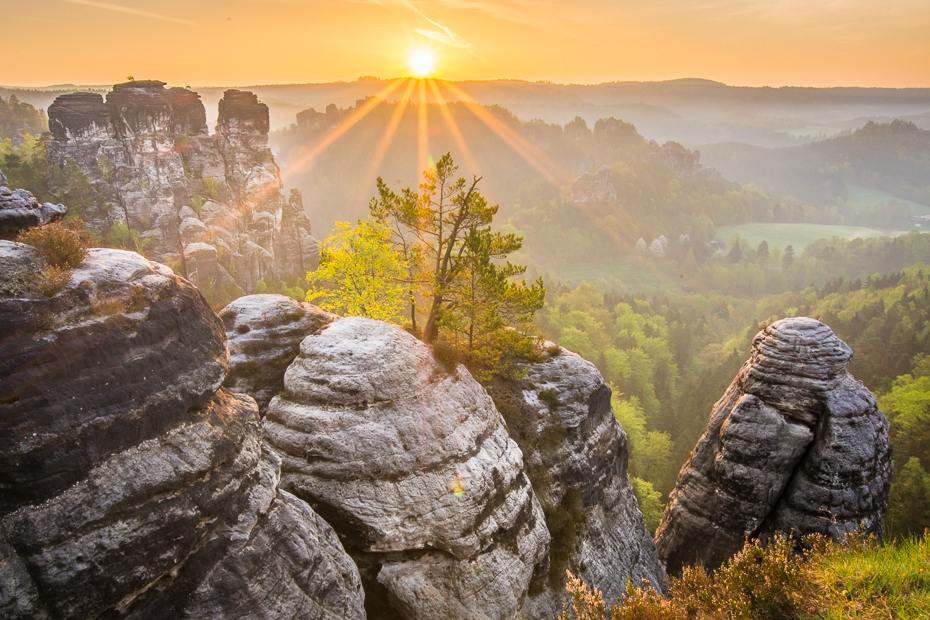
[409,50,436,78]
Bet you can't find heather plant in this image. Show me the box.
[18,221,89,268]
[562,532,930,620]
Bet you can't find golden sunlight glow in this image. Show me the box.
[409,50,436,78]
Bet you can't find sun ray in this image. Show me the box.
[354,79,418,208]
[427,79,480,175]
[283,78,407,180]
[418,79,430,176]
[200,79,408,249]
[439,81,566,188]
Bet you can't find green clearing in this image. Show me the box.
[847,185,930,216]
[777,125,846,139]
[714,222,896,253]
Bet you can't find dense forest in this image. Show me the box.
[537,254,930,537]
[0,95,47,145]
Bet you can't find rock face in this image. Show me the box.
[655,318,892,575]
[571,166,617,203]
[221,294,337,413]
[0,185,66,231]
[263,317,551,620]
[490,347,666,619]
[0,242,363,619]
[47,81,318,294]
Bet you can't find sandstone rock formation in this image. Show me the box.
[0,184,66,231]
[490,346,666,618]
[47,81,318,294]
[0,242,363,619]
[221,293,337,413]
[655,317,892,575]
[262,317,551,620]
[571,165,617,203]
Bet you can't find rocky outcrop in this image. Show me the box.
[655,318,892,575]
[47,81,318,294]
[571,166,617,203]
[263,317,551,620]
[646,140,721,180]
[0,242,363,619]
[490,346,666,619]
[0,185,66,231]
[221,294,337,413]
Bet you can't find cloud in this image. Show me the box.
[61,0,195,25]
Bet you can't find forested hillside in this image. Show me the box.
[702,119,930,207]
[539,254,930,537]
[0,95,47,143]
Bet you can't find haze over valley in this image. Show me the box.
[2,0,930,617]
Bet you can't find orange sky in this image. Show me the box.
[4,0,930,88]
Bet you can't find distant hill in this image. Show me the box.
[5,78,929,147]
[701,119,930,207]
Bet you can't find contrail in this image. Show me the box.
[62,0,195,25]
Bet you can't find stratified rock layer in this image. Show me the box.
[263,317,550,620]
[491,346,666,619]
[221,294,337,413]
[47,81,318,293]
[0,184,66,231]
[0,242,363,619]
[655,317,892,575]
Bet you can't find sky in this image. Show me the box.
[4,0,930,88]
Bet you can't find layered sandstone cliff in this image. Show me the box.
[262,317,551,620]
[0,242,362,619]
[47,81,318,294]
[221,293,337,413]
[655,317,892,575]
[491,346,666,618]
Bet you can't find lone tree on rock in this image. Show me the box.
[370,153,545,376]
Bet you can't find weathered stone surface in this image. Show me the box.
[264,317,550,620]
[0,242,364,619]
[655,317,892,575]
[221,294,337,413]
[0,185,66,231]
[47,82,318,293]
[490,346,666,619]
[571,166,617,203]
[0,166,8,188]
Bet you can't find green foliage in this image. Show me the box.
[96,155,114,182]
[202,176,219,200]
[306,218,408,321]
[191,195,203,217]
[0,95,47,142]
[371,153,545,379]
[103,221,151,255]
[629,477,663,534]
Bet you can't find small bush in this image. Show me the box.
[125,287,149,312]
[35,265,71,298]
[93,298,125,317]
[236,324,250,334]
[547,343,562,357]
[539,388,561,410]
[19,222,89,268]
[432,341,462,374]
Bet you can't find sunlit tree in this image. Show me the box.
[306,219,408,322]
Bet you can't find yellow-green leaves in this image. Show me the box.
[306,219,408,322]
